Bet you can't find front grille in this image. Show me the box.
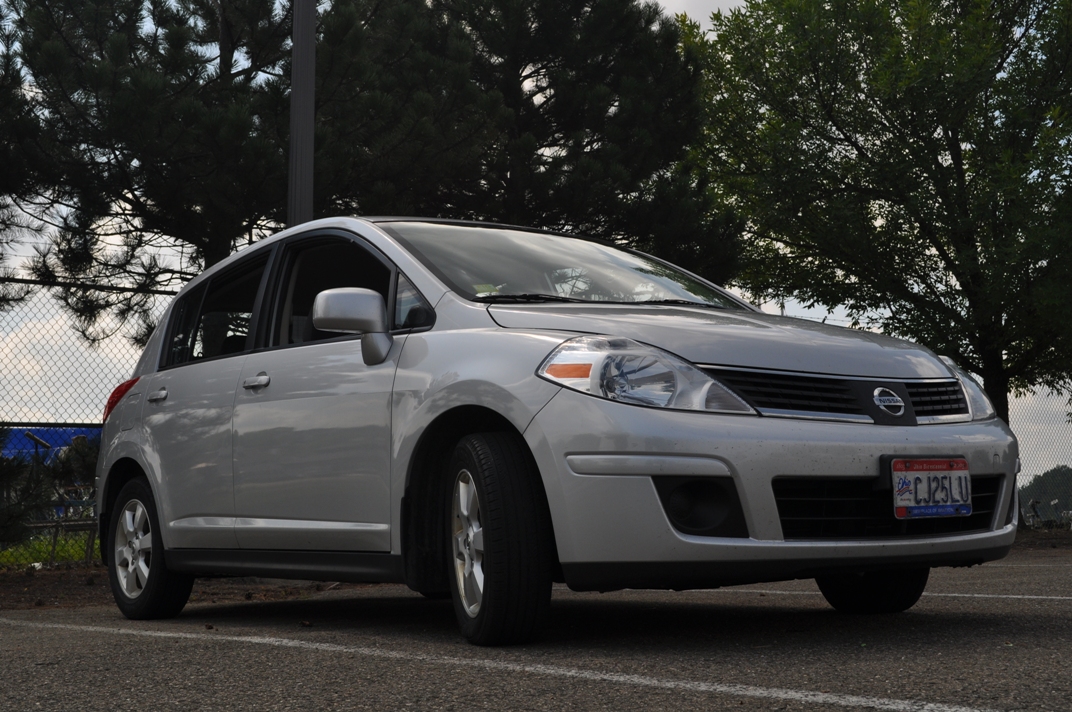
[905,382,969,417]
[706,368,968,423]
[712,370,863,415]
[772,475,1002,539]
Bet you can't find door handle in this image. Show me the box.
[147,388,168,403]
[242,373,271,389]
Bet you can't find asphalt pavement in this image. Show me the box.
[2,546,1070,711]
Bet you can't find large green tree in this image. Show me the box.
[11,0,496,341]
[0,6,39,310]
[692,0,1072,420]
[12,0,292,341]
[8,0,741,342]
[309,0,504,218]
[431,0,740,281]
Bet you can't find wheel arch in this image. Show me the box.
[401,404,561,595]
[98,457,149,566]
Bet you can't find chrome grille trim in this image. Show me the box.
[916,413,973,425]
[758,409,874,424]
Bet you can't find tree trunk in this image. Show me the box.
[979,348,1010,424]
[201,240,232,270]
[217,1,235,82]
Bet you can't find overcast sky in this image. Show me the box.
[657,0,742,25]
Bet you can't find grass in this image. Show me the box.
[0,530,101,567]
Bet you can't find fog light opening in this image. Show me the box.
[666,481,730,532]
[653,476,750,538]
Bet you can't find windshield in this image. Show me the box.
[380,222,745,309]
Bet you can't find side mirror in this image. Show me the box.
[311,288,393,365]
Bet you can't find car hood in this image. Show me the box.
[486,304,951,379]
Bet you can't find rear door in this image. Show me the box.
[231,233,398,551]
[142,253,270,549]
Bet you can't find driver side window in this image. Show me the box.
[272,238,391,347]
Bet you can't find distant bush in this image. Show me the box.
[1020,466,1072,524]
[0,428,100,547]
[0,428,53,546]
[45,433,99,497]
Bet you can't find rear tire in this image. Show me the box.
[816,568,929,614]
[107,478,194,619]
[447,432,554,645]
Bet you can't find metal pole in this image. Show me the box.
[288,0,316,227]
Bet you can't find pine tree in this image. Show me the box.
[9,0,522,338]
[8,0,741,341]
[309,0,505,218]
[10,0,290,341]
[0,6,39,309]
[431,0,739,282]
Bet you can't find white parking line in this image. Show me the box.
[0,618,996,712]
[924,592,1072,601]
[986,564,1072,568]
[694,589,1072,601]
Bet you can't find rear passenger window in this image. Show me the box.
[165,254,268,366]
[164,284,207,367]
[272,239,390,346]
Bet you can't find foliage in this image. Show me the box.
[0,530,101,566]
[3,0,738,341]
[0,5,38,310]
[45,434,100,493]
[11,0,292,343]
[0,429,99,547]
[431,0,739,281]
[690,0,1072,419]
[1020,465,1072,522]
[311,0,504,219]
[0,429,52,546]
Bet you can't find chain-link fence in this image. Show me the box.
[2,280,1071,570]
[2,281,172,569]
[1,287,166,423]
[1,426,102,568]
[1009,392,1072,529]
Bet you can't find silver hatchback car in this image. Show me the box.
[97,217,1018,644]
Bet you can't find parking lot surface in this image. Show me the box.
[2,545,1070,711]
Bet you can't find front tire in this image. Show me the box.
[816,568,929,614]
[448,433,554,645]
[108,478,194,619]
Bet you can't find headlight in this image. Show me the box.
[537,335,755,414]
[940,356,996,421]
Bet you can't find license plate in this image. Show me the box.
[892,458,972,519]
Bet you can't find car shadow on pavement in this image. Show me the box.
[161,585,1035,656]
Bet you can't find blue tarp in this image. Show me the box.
[1,426,102,462]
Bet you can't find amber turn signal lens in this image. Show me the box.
[544,363,592,379]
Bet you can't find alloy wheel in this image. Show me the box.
[452,468,485,617]
[114,498,153,599]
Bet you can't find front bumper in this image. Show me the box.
[524,389,1018,591]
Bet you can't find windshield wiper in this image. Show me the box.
[471,293,587,304]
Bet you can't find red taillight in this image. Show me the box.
[103,377,140,422]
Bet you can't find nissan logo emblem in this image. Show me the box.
[873,387,905,417]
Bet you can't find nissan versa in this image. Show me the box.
[96,217,1018,645]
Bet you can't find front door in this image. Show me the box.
[231,235,397,551]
